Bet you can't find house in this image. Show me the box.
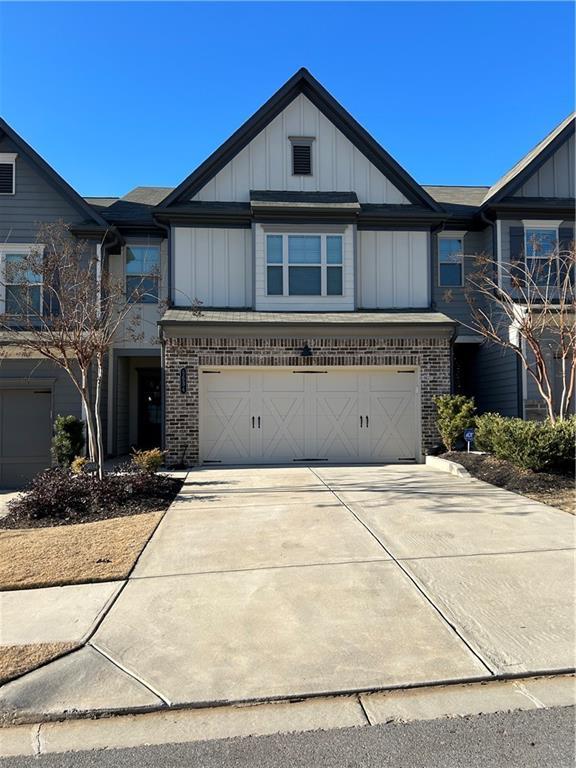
[0,69,573,483]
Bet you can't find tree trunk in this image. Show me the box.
[95,354,105,481]
[80,370,98,462]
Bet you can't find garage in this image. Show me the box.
[200,367,419,464]
[0,388,52,487]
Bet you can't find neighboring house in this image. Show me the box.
[0,69,573,482]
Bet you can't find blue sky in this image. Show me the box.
[0,1,573,196]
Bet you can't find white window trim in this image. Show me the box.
[522,221,561,264]
[0,153,17,195]
[0,243,44,316]
[124,243,161,304]
[266,232,343,298]
[437,231,466,288]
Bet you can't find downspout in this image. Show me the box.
[430,220,454,392]
[100,226,123,458]
[152,215,172,307]
[152,215,171,457]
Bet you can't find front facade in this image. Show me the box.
[0,69,573,481]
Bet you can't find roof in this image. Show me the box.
[158,68,441,212]
[250,190,359,206]
[482,113,575,205]
[160,309,456,326]
[83,186,174,227]
[423,186,489,207]
[0,117,109,229]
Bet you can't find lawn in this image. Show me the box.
[0,511,163,590]
[0,643,78,685]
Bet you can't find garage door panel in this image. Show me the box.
[200,369,419,465]
[0,389,52,487]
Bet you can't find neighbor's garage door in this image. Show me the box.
[0,389,52,487]
[200,368,419,464]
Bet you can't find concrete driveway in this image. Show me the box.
[1,465,574,718]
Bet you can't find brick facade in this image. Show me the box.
[163,334,451,466]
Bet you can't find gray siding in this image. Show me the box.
[473,342,519,417]
[0,357,82,422]
[432,228,491,329]
[0,135,88,242]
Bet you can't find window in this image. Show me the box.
[126,245,160,303]
[438,236,464,287]
[290,138,313,175]
[3,250,42,315]
[0,153,17,195]
[524,225,559,286]
[266,233,343,296]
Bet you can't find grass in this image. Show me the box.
[0,643,79,685]
[0,511,163,591]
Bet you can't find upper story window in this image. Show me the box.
[290,137,314,176]
[523,221,560,286]
[126,245,160,304]
[266,234,343,297]
[0,153,17,195]
[0,246,43,316]
[438,234,465,287]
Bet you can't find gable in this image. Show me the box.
[193,94,410,204]
[160,69,440,211]
[0,119,106,241]
[513,132,574,198]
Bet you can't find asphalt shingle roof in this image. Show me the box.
[161,309,456,326]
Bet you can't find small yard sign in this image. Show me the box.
[464,428,475,452]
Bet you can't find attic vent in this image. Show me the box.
[0,155,16,195]
[290,138,313,176]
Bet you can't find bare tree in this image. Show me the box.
[0,221,153,479]
[461,240,575,422]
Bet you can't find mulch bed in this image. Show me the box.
[443,452,574,514]
[0,476,182,530]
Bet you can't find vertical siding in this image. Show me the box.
[431,228,489,326]
[192,95,410,204]
[514,135,575,198]
[357,231,429,308]
[173,227,252,307]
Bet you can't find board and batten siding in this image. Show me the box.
[0,135,87,242]
[357,231,429,309]
[254,224,355,311]
[173,227,252,307]
[192,94,410,205]
[513,134,575,198]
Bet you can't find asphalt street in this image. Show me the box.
[2,706,574,768]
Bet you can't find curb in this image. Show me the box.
[425,455,471,479]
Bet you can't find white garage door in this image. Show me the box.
[200,368,419,464]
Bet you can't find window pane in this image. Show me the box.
[267,265,283,295]
[6,253,41,284]
[288,236,321,264]
[527,258,558,286]
[289,266,321,295]
[126,246,160,275]
[327,266,343,295]
[266,235,283,264]
[439,263,462,287]
[126,275,158,303]
[326,236,342,264]
[439,238,463,262]
[6,285,41,314]
[525,229,557,258]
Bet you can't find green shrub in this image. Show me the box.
[476,414,575,472]
[51,415,85,468]
[131,448,164,474]
[433,395,476,451]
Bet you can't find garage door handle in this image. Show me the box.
[258,416,261,429]
[365,415,369,428]
[360,416,363,428]
[252,416,255,429]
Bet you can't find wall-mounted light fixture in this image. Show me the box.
[301,342,313,358]
[180,367,187,394]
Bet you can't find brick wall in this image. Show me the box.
[163,335,451,466]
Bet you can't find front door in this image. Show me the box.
[137,369,162,450]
